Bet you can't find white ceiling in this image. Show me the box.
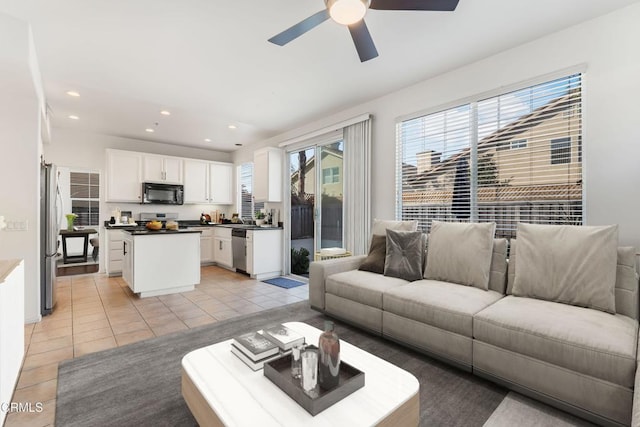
[1,0,637,152]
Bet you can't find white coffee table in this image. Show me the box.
[182,321,419,426]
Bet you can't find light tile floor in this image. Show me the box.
[5,266,309,427]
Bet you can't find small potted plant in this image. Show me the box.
[255,210,266,226]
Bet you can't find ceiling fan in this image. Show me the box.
[268,0,460,62]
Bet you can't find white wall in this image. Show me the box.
[233,3,640,248]
[44,129,236,271]
[0,14,45,323]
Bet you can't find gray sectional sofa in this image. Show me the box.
[309,220,640,426]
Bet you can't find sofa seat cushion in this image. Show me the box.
[326,270,408,309]
[383,280,504,337]
[474,296,638,387]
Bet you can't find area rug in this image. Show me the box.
[56,301,588,426]
[262,276,306,289]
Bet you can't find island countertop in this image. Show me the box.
[123,229,203,236]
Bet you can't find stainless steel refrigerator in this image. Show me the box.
[40,163,60,315]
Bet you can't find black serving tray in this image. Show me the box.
[263,353,365,416]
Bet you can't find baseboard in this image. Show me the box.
[474,368,626,427]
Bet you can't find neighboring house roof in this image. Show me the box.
[403,90,580,190]
[403,183,582,205]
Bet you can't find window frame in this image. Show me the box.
[550,137,571,165]
[238,162,264,221]
[69,169,100,227]
[395,70,584,236]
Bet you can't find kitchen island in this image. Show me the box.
[122,229,201,297]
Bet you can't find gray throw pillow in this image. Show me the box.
[358,235,386,274]
[512,223,618,314]
[424,221,496,290]
[383,230,425,282]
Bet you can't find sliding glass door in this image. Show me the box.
[288,140,344,277]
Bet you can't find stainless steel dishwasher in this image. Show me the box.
[232,228,247,272]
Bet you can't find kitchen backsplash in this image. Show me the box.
[104,202,233,224]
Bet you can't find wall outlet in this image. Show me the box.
[5,220,28,231]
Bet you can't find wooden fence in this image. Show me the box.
[290,203,343,241]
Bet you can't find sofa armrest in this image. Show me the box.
[309,255,367,310]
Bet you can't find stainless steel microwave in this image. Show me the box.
[141,182,184,205]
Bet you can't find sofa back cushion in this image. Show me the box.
[424,221,496,290]
[488,238,508,294]
[511,223,618,314]
[371,219,418,236]
[508,240,639,319]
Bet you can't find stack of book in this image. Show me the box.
[261,324,305,350]
[231,331,284,371]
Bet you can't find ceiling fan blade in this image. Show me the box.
[348,20,378,63]
[370,0,459,11]
[268,9,330,46]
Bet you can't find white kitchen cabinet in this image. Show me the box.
[106,229,125,276]
[106,149,143,202]
[213,227,233,268]
[183,160,233,205]
[183,159,210,203]
[143,154,183,184]
[246,229,283,280]
[209,162,233,204]
[254,147,283,202]
[0,260,24,427]
[190,227,214,264]
[122,234,133,286]
[122,231,200,297]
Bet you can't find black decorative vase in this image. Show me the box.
[109,216,116,225]
[318,320,340,390]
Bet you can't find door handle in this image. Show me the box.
[123,241,127,256]
[219,241,222,250]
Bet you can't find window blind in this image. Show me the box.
[239,163,264,221]
[396,73,582,238]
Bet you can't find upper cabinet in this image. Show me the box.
[183,159,233,205]
[106,149,143,202]
[143,155,183,184]
[209,162,232,205]
[106,149,232,205]
[183,160,209,204]
[254,147,283,202]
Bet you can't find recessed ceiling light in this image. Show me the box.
[145,128,155,133]
[66,91,80,97]
[160,110,171,116]
[204,138,211,142]
[228,124,237,130]
[68,115,79,120]
[235,143,242,146]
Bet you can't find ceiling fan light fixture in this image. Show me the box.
[327,0,368,26]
